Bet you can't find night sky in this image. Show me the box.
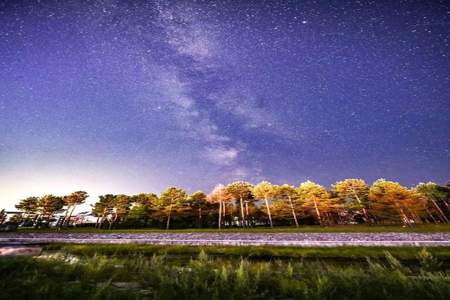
[1,0,449,209]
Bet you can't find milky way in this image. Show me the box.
[1,0,449,208]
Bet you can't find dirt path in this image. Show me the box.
[1,232,450,247]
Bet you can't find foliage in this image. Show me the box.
[44,243,450,261]
[274,184,300,226]
[207,185,233,229]
[226,181,253,226]
[333,179,369,214]
[415,182,450,223]
[17,223,450,233]
[1,248,450,300]
[0,209,6,224]
[369,179,427,226]
[11,179,450,229]
[61,191,88,227]
[252,181,277,227]
[38,195,64,218]
[297,181,340,225]
[159,187,188,229]
[15,196,40,216]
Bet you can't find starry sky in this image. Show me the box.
[1,0,449,210]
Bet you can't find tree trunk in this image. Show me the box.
[264,197,273,228]
[324,212,331,226]
[109,214,118,230]
[218,200,222,229]
[65,205,76,227]
[245,201,249,227]
[313,198,322,225]
[96,215,101,229]
[32,214,39,227]
[222,201,226,227]
[430,199,449,223]
[352,190,370,224]
[60,206,71,229]
[425,207,437,223]
[288,196,299,227]
[166,203,173,230]
[98,208,108,229]
[407,208,423,224]
[399,207,412,227]
[198,207,202,228]
[223,201,226,216]
[444,201,450,210]
[239,196,245,227]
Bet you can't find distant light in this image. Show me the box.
[302,20,308,24]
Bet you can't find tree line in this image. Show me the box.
[7,179,450,229]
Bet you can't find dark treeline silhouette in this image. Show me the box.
[7,179,450,229]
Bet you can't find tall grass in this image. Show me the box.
[1,249,450,299]
[45,243,450,261]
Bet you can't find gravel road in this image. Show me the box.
[1,232,450,247]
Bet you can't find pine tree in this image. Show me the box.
[253,181,277,227]
[226,181,253,227]
[333,179,370,223]
[297,181,338,225]
[160,187,188,229]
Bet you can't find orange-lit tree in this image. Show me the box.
[333,179,370,223]
[207,184,232,229]
[275,184,300,227]
[226,181,253,227]
[296,181,337,225]
[252,181,277,228]
[415,182,449,223]
[369,179,426,226]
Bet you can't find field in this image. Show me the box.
[2,226,450,299]
[2,244,450,300]
[42,243,450,261]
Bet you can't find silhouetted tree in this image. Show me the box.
[62,191,88,227]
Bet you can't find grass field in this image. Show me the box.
[45,243,450,261]
[4,225,450,299]
[15,224,450,233]
[2,245,450,299]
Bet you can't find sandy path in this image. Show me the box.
[1,232,450,247]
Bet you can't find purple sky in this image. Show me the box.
[1,0,449,210]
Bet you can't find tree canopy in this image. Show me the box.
[10,179,450,229]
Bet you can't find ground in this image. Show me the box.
[2,231,450,247]
[2,225,450,299]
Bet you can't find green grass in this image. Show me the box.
[1,248,450,299]
[45,243,450,261]
[16,223,450,233]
